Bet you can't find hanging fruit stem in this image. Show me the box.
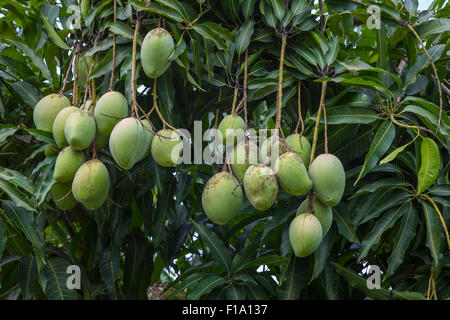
[294,80,304,135]
[109,0,117,91]
[309,81,328,167]
[275,32,287,130]
[72,53,79,106]
[421,194,450,250]
[131,20,140,117]
[322,96,328,154]
[230,86,238,114]
[243,50,249,132]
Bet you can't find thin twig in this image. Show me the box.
[295,80,304,135]
[109,0,117,91]
[309,81,328,167]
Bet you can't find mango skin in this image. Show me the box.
[109,117,150,170]
[260,136,288,166]
[72,159,110,210]
[141,28,174,79]
[218,114,245,146]
[33,94,71,132]
[151,129,182,167]
[243,164,278,211]
[289,213,323,257]
[53,147,85,182]
[297,196,332,236]
[51,182,78,210]
[44,144,59,157]
[230,141,259,183]
[309,153,345,207]
[286,133,311,167]
[94,91,128,135]
[274,152,312,196]
[202,171,243,224]
[52,106,79,148]
[64,110,96,150]
[139,119,155,160]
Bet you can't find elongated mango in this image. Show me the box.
[151,129,182,167]
[274,152,312,196]
[202,171,243,224]
[297,196,333,236]
[289,213,323,257]
[51,182,78,210]
[141,28,174,79]
[53,147,85,182]
[218,114,245,146]
[243,164,278,211]
[286,133,311,166]
[33,94,71,132]
[94,91,128,135]
[52,106,79,148]
[64,110,96,150]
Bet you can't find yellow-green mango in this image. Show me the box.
[230,140,259,183]
[297,196,332,236]
[274,152,312,196]
[243,164,278,211]
[289,213,323,257]
[72,159,110,210]
[151,129,182,167]
[286,133,311,167]
[44,144,59,157]
[309,153,345,206]
[53,147,85,182]
[260,136,288,165]
[218,114,245,146]
[94,91,128,135]
[64,110,96,150]
[202,171,243,224]
[51,182,78,210]
[33,94,71,132]
[52,106,79,148]
[141,28,174,79]
[109,117,150,170]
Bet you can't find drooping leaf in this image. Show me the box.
[421,201,441,269]
[417,138,440,194]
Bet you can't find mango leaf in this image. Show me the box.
[427,185,450,197]
[278,255,309,300]
[314,106,379,125]
[26,129,55,145]
[391,290,426,300]
[358,201,411,262]
[385,204,418,278]
[421,201,441,269]
[242,0,256,19]
[131,0,184,22]
[355,120,395,185]
[0,126,18,143]
[10,81,42,107]
[351,178,410,199]
[0,218,5,258]
[417,138,440,194]
[18,256,37,300]
[40,12,70,50]
[0,167,35,195]
[379,136,417,164]
[326,36,339,66]
[187,274,226,300]
[334,207,359,244]
[235,20,255,58]
[109,21,142,44]
[269,0,286,21]
[0,179,35,211]
[45,257,77,300]
[332,263,391,300]
[193,221,232,276]
[415,18,450,39]
[235,254,288,273]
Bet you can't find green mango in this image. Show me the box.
[33,94,71,132]
[109,117,150,170]
[53,146,85,182]
[274,152,312,196]
[141,28,174,79]
[230,140,259,183]
[202,171,243,224]
[309,153,345,206]
[260,135,287,165]
[94,91,128,135]
[72,159,110,210]
[218,114,245,146]
[44,144,59,157]
[297,196,333,236]
[286,133,311,166]
[243,164,278,211]
[52,106,79,148]
[51,182,78,210]
[151,129,182,167]
[289,213,323,257]
[64,110,96,150]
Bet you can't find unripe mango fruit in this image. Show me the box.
[297,197,332,236]
[52,106,78,148]
[289,213,323,257]
[141,28,174,79]
[109,117,150,170]
[243,164,278,211]
[274,152,312,196]
[51,182,78,210]
[94,91,128,135]
[218,114,245,146]
[151,129,182,167]
[44,144,59,157]
[286,133,311,166]
[53,147,85,182]
[309,153,345,206]
[64,110,96,150]
[230,140,259,183]
[202,171,243,224]
[33,94,71,132]
[72,159,110,210]
[260,136,287,165]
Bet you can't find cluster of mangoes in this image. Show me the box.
[202,115,346,257]
[33,27,181,211]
